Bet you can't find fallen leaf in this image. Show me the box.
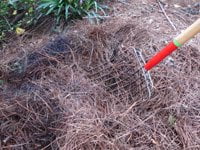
[13,10,17,15]
[16,27,25,35]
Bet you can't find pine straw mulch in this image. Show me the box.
[0,0,200,150]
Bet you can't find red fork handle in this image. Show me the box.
[144,18,200,71]
[144,41,178,71]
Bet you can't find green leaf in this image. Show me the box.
[57,3,64,15]
[85,1,94,10]
[56,15,61,25]
[65,5,70,19]
[46,5,55,15]
[94,1,98,12]
[8,0,18,5]
[97,5,106,15]
[37,1,56,10]
[37,3,51,9]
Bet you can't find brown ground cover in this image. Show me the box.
[0,0,200,149]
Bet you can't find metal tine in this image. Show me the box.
[116,88,142,99]
[89,70,120,83]
[103,69,141,88]
[114,81,146,96]
[86,56,125,73]
[87,64,118,80]
[109,75,145,94]
[88,58,126,76]
[88,65,148,98]
[87,62,113,75]
[112,83,147,99]
[95,68,141,89]
[83,48,153,99]
[88,55,131,73]
[89,63,138,83]
[113,76,144,92]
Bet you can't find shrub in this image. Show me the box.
[37,0,107,24]
[0,0,107,41]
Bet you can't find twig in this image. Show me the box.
[157,0,177,31]
[2,16,12,30]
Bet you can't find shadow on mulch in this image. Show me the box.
[0,36,75,149]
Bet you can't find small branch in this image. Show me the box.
[2,16,12,30]
[157,0,177,31]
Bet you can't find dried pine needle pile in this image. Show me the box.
[0,1,200,149]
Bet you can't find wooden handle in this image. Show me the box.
[175,18,200,45]
[144,18,200,71]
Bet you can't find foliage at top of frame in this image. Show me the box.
[0,0,108,40]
